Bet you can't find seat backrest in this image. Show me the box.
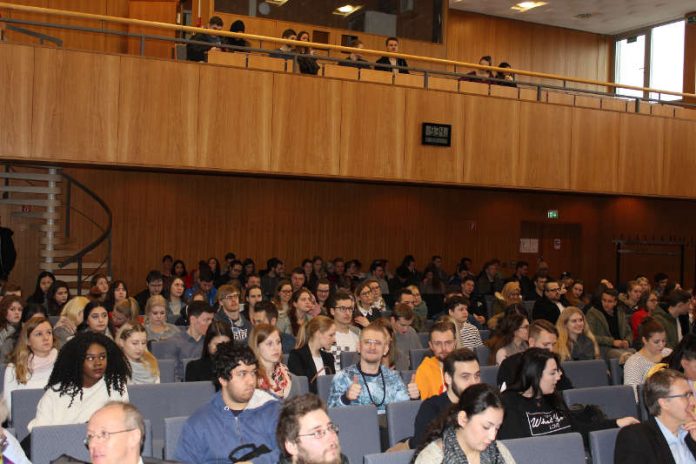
[475,345,490,366]
[636,384,650,421]
[164,416,188,461]
[589,428,619,464]
[609,357,623,385]
[418,332,429,347]
[422,294,444,318]
[386,400,422,447]
[11,387,45,442]
[400,370,415,386]
[174,43,187,61]
[363,450,415,464]
[129,381,215,445]
[328,405,380,464]
[480,365,498,387]
[158,358,176,383]
[150,340,176,359]
[521,300,535,316]
[316,374,335,403]
[562,385,638,419]
[501,432,585,464]
[288,374,309,398]
[479,329,490,341]
[409,349,430,370]
[561,360,609,388]
[340,351,359,369]
[31,419,153,464]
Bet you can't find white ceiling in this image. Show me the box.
[449,0,694,35]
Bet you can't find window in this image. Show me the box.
[615,35,645,98]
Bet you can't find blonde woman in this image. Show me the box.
[53,296,89,348]
[116,323,160,384]
[4,315,57,418]
[555,307,600,361]
[111,298,140,331]
[249,323,292,399]
[287,315,337,393]
[144,295,180,342]
[488,282,523,329]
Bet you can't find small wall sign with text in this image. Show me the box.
[422,123,452,147]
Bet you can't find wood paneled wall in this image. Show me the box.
[1,42,695,200]
[14,167,691,295]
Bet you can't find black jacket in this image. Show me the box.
[615,418,696,464]
[375,56,410,74]
[0,227,15,279]
[287,344,336,393]
[411,392,452,449]
[186,33,222,62]
[532,297,563,324]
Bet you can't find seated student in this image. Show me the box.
[389,303,423,370]
[134,271,164,313]
[339,39,371,69]
[223,19,250,51]
[185,320,233,385]
[79,301,114,339]
[186,16,224,62]
[653,289,692,349]
[26,271,55,309]
[487,313,529,365]
[624,319,672,388]
[494,62,516,87]
[353,281,380,328]
[328,322,418,413]
[28,332,130,432]
[288,316,337,394]
[446,296,483,350]
[244,283,263,321]
[532,280,565,325]
[175,342,281,464]
[327,290,360,370]
[497,348,637,440]
[0,398,30,463]
[215,284,252,344]
[250,300,296,353]
[555,306,600,361]
[0,295,23,358]
[375,36,409,74]
[663,334,696,393]
[116,323,160,385]
[166,276,187,324]
[296,30,320,75]
[4,315,57,419]
[167,300,215,380]
[277,393,348,464]
[273,280,294,334]
[413,384,515,464]
[144,295,180,343]
[411,348,481,449]
[497,319,573,391]
[103,279,128,313]
[586,287,635,361]
[249,323,292,399]
[270,29,297,60]
[110,298,140,332]
[462,55,494,83]
[616,369,696,464]
[54,296,89,348]
[415,321,457,400]
[184,267,217,307]
[288,288,315,337]
[47,280,71,317]
[630,291,659,345]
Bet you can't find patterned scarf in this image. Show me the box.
[442,426,504,464]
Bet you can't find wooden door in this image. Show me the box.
[519,221,582,277]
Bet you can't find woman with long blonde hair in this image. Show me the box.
[144,295,180,342]
[555,306,600,361]
[116,323,160,384]
[53,295,89,348]
[249,323,292,398]
[3,315,57,418]
[287,315,336,393]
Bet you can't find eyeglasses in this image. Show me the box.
[223,293,240,300]
[296,423,339,440]
[430,340,456,349]
[362,339,384,347]
[334,306,353,313]
[664,391,695,400]
[84,429,136,448]
[359,290,372,297]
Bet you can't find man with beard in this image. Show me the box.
[277,394,348,464]
[414,321,457,400]
[410,348,481,449]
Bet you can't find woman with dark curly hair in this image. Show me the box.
[27,332,130,432]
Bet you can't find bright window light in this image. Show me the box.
[511,2,547,12]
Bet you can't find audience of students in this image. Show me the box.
[288,315,337,394]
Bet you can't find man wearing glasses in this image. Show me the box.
[415,321,457,400]
[328,290,360,370]
[277,394,347,464]
[175,342,281,463]
[615,368,696,463]
[215,284,252,345]
[532,280,565,325]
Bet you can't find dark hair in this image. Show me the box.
[78,301,112,335]
[443,348,478,377]
[281,28,297,39]
[213,341,257,381]
[509,348,561,400]
[515,261,528,270]
[171,260,188,277]
[462,275,476,285]
[486,313,528,363]
[145,270,163,284]
[22,302,48,324]
[46,332,130,406]
[90,273,109,288]
[289,288,313,336]
[291,267,305,277]
[394,287,414,303]
[230,19,245,33]
[664,334,696,371]
[0,295,22,330]
[654,273,669,283]
[254,300,279,322]
[198,267,214,283]
[104,280,128,311]
[499,62,511,69]
[27,271,55,305]
[445,295,469,313]
[639,317,665,341]
[644,368,686,416]
[480,55,492,64]
[188,300,215,319]
[666,289,691,307]
[529,319,557,340]
[429,320,457,340]
[385,36,399,46]
[201,320,234,359]
[533,273,547,283]
[277,393,326,458]
[602,287,619,299]
[162,254,173,262]
[47,280,71,316]
[209,16,223,27]
[327,290,352,310]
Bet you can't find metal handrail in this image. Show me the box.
[3,23,62,46]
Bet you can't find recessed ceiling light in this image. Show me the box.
[265,0,289,5]
[511,1,547,12]
[333,4,362,16]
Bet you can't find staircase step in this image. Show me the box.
[11,211,59,220]
[0,198,61,207]
[0,172,62,182]
[53,275,111,283]
[0,185,61,194]
[41,262,103,271]
[40,249,79,258]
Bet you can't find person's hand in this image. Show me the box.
[209,47,220,52]
[407,374,420,400]
[474,314,485,325]
[684,409,696,440]
[612,339,628,349]
[346,375,362,401]
[616,416,639,428]
[354,316,369,328]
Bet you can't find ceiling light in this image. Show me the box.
[265,0,289,5]
[333,4,362,16]
[511,2,547,12]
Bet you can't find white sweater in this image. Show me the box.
[28,377,129,431]
[3,349,57,419]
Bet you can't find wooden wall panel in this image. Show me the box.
[270,74,341,175]
[0,44,33,158]
[117,56,199,167]
[32,48,119,162]
[618,114,664,196]
[570,108,620,193]
[462,95,519,187]
[403,88,465,183]
[518,102,572,190]
[339,82,406,179]
[46,0,109,52]
[663,119,696,198]
[127,0,177,59]
[197,65,272,171]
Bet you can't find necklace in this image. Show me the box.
[358,365,386,408]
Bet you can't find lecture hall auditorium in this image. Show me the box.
[1,0,696,463]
